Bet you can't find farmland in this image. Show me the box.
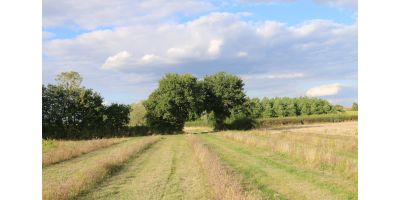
[42,121,358,199]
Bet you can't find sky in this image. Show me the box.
[42,0,358,107]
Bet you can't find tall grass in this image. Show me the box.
[186,134,259,200]
[184,120,213,127]
[185,113,358,129]
[219,132,358,179]
[42,138,126,167]
[244,130,358,152]
[42,135,161,200]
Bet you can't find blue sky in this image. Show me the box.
[42,0,358,107]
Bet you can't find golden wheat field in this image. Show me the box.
[42,122,358,199]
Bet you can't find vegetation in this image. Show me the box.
[352,102,358,111]
[42,122,358,199]
[129,100,146,126]
[79,135,209,199]
[42,71,132,139]
[219,131,357,179]
[42,135,161,200]
[203,71,247,130]
[186,134,259,199]
[42,137,127,167]
[143,73,204,134]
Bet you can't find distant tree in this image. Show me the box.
[262,103,273,118]
[103,103,132,134]
[203,71,246,130]
[333,104,345,113]
[143,73,204,134]
[351,102,358,111]
[301,103,310,116]
[287,103,297,116]
[129,100,147,126]
[55,71,83,90]
[250,97,263,119]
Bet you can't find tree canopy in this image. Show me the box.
[55,71,83,90]
[203,71,246,130]
[143,73,204,134]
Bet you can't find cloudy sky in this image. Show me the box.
[42,0,358,107]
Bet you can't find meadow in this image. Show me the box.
[42,121,358,199]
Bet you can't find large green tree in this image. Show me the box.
[203,71,246,130]
[143,73,204,134]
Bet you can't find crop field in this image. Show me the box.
[42,122,358,199]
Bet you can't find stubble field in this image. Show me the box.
[42,122,358,200]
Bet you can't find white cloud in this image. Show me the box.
[42,0,217,30]
[221,2,229,7]
[43,12,357,105]
[101,101,108,106]
[207,40,224,55]
[237,52,247,57]
[234,0,357,11]
[43,13,357,75]
[306,83,353,96]
[236,12,253,17]
[101,51,132,70]
[42,31,56,39]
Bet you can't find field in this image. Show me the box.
[43,122,358,199]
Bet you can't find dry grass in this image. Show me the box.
[186,134,260,200]
[245,130,358,152]
[265,121,358,137]
[79,135,209,199]
[42,135,161,200]
[42,138,127,167]
[184,126,213,131]
[219,131,358,179]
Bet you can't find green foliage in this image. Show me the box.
[203,71,246,130]
[143,73,205,134]
[258,114,358,127]
[351,102,358,111]
[55,71,83,90]
[42,72,132,139]
[103,103,132,134]
[129,100,147,126]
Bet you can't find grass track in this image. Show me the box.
[196,134,358,200]
[78,135,209,200]
[42,137,141,187]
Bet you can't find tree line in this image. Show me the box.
[42,72,131,139]
[43,71,353,138]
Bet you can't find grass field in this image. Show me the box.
[43,122,358,199]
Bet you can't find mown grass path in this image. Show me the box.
[42,137,142,188]
[78,135,209,200]
[196,134,358,200]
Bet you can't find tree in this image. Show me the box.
[352,102,358,111]
[103,103,132,135]
[55,71,83,90]
[143,73,204,134]
[333,104,345,113]
[250,97,263,119]
[203,71,246,130]
[129,100,147,126]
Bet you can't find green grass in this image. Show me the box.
[196,134,358,199]
[345,111,358,115]
[43,122,358,199]
[185,112,358,129]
